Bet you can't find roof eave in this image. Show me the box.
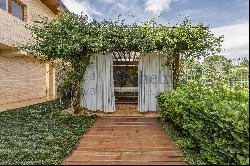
[41,0,69,15]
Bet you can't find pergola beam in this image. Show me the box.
[113,61,139,66]
[173,49,180,89]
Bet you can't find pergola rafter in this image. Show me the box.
[112,50,140,66]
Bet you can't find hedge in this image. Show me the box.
[157,84,249,165]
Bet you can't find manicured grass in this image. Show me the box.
[0,100,97,165]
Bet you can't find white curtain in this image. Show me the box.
[81,53,115,113]
[138,52,173,112]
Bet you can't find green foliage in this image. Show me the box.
[228,66,249,81]
[180,55,249,89]
[114,66,138,87]
[114,69,130,87]
[57,75,72,99]
[53,61,72,98]
[158,117,206,165]
[114,66,136,87]
[157,82,249,165]
[21,13,94,112]
[0,100,98,165]
[180,59,204,82]
[21,12,223,60]
[19,12,223,111]
[240,58,249,67]
[203,55,233,81]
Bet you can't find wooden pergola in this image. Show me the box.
[112,51,140,66]
[111,48,181,89]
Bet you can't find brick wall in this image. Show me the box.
[0,0,58,105]
[0,54,46,105]
[0,0,56,47]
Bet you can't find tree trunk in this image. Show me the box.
[70,54,91,114]
[71,82,82,114]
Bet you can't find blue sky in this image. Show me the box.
[62,0,249,59]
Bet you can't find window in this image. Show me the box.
[0,0,26,21]
[12,0,24,20]
[0,0,8,10]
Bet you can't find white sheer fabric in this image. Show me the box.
[138,53,173,112]
[81,53,115,113]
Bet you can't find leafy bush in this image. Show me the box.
[57,78,73,99]
[0,100,98,165]
[157,82,249,165]
[114,69,130,87]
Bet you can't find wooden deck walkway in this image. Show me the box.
[63,117,187,165]
[87,104,160,117]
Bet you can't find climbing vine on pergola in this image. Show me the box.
[20,12,223,113]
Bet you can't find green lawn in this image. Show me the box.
[0,100,97,165]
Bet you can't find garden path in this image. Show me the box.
[63,117,187,165]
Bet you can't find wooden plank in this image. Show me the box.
[88,127,165,132]
[75,147,181,152]
[62,117,187,165]
[113,61,139,66]
[91,104,160,117]
[96,118,159,122]
[78,142,175,145]
[77,144,178,149]
[84,133,170,137]
[82,136,173,142]
[93,123,161,126]
[94,121,158,124]
[70,151,183,157]
[86,132,167,135]
[87,130,167,134]
[63,161,188,165]
[82,135,172,139]
[41,0,60,14]
[65,156,185,162]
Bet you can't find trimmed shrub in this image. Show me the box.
[157,83,249,165]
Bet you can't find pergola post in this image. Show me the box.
[173,50,180,89]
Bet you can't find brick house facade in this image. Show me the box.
[0,0,67,105]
